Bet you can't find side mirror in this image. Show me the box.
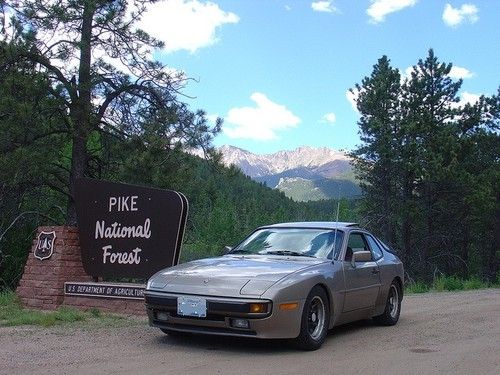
[223,246,233,254]
[351,250,372,267]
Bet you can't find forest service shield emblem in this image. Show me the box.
[34,231,56,260]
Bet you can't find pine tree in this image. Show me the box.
[352,49,499,281]
[3,1,220,224]
[350,56,401,247]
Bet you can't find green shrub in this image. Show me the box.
[433,276,463,291]
[0,290,18,306]
[405,281,430,294]
[463,277,485,290]
[405,276,497,294]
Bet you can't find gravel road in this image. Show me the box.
[1,289,499,375]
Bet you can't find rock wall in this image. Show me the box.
[16,226,145,315]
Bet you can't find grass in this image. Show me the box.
[0,290,139,328]
[405,281,430,294]
[405,275,499,294]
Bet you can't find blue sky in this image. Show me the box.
[140,0,500,154]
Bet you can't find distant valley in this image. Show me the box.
[217,145,361,201]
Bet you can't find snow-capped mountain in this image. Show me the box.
[218,145,350,178]
[217,145,361,201]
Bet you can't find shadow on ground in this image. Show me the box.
[151,318,390,354]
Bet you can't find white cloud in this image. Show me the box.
[321,112,337,124]
[285,5,292,11]
[458,91,480,106]
[367,0,418,23]
[401,66,415,80]
[311,1,338,13]
[401,65,474,81]
[140,0,239,53]
[449,91,480,111]
[346,89,360,112]
[442,3,479,27]
[448,66,474,79]
[223,93,300,140]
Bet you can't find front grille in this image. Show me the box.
[145,292,272,318]
[165,312,226,322]
[145,295,176,307]
[208,301,254,314]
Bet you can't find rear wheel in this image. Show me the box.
[373,281,401,326]
[294,286,330,351]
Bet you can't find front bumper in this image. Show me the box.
[145,290,304,339]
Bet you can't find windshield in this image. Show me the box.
[230,228,344,259]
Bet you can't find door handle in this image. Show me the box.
[371,268,380,274]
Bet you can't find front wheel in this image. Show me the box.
[373,281,401,326]
[294,286,330,351]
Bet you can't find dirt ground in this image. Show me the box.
[0,289,499,375]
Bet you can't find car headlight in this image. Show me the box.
[240,280,276,295]
[146,278,167,290]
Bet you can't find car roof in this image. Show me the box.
[260,221,360,230]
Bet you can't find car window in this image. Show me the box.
[365,235,383,260]
[231,228,344,259]
[377,238,396,255]
[330,230,345,260]
[345,233,370,261]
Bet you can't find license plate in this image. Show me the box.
[177,296,207,318]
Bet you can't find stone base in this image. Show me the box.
[16,226,146,315]
[16,226,92,310]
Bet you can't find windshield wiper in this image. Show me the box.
[229,249,251,254]
[263,250,315,257]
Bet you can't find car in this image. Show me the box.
[144,222,404,350]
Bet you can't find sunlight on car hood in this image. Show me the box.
[149,255,325,297]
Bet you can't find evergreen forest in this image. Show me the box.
[0,2,498,289]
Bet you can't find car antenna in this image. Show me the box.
[332,183,341,261]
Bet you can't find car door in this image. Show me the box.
[342,232,381,312]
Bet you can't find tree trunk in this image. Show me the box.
[401,170,414,275]
[483,193,500,282]
[65,2,95,225]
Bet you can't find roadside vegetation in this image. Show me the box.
[405,276,500,294]
[0,290,136,328]
[350,50,499,284]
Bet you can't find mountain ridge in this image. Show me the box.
[217,145,361,201]
[218,145,349,178]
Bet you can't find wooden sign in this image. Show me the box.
[75,178,188,278]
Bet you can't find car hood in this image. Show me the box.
[148,255,326,297]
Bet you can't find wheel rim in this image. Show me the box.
[307,296,326,340]
[388,285,399,319]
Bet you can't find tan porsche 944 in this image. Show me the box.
[145,222,404,350]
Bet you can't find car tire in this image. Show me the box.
[294,286,330,351]
[373,281,401,326]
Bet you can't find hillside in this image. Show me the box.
[217,145,360,201]
[275,177,361,201]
